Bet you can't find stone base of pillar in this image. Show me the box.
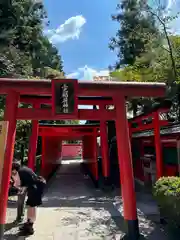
[120,219,141,240]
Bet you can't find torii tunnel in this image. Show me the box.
[38,124,100,182]
[0,78,166,240]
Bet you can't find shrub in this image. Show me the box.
[153,176,180,228]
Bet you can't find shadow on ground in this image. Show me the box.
[39,173,173,239]
[5,164,176,239]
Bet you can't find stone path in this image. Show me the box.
[5,162,173,239]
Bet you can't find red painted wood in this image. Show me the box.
[27,103,39,170]
[0,91,19,225]
[115,95,137,221]
[38,125,98,137]
[0,78,166,97]
[83,135,98,181]
[164,165,178,176]
[100,120,109,178]
[20,96,113,106]
[61,144,82,159]
[154,111,163,179]
[93,131,98,181]
[17,108,116,120]
[41,136,61,178]
[39,132,93,137]
[0,77,166,234]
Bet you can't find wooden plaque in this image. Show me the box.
[52,79,78,118]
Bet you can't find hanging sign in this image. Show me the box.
[51,79,78,118]
[0,121,9,190]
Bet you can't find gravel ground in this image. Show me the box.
[4,163,174,239]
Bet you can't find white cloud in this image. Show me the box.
[44,15,86,44]
[66,65,110,81]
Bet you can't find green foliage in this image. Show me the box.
[153,177,180,228]
[31,36,64,77]
[43,67,64,79]
[0,0,71,161]
[15,120,32,159]
[109,0,162,116]
[0,0,63,77]
[109,0,180,118]
[110,67,140,81]
[110,0,159,67]
[65,120,79,125]
[111,34,180,85]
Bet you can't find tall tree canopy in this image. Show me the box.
[109,0,180,119]
[109,0,159,68]
[0,0,63,78]
[0,0,73,160]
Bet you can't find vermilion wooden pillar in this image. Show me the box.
[82,138,84,160]
[153,111,163,179]
[58,139,62,163]
[114,96,139,240]
[28,103,39,171]
[81,137,88,175]
[0,91,19,239]
[93,132,98,184]
[41,136,45,177]
[82,135,98,187]
[128,122,132,139]
[100,120,110,185]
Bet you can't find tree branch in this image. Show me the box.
[146,7,177,84]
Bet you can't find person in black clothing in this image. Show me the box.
[11,162,46,235]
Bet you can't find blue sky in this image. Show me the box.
[43,0,119,80]
[43,0,180,80]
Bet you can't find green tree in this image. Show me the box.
[110,35,180,118]
[142,1,179,82]
[109,0,159,68]
[109,0,160,116]
[31,36,64,77]
[0,0,45,77]
[0,0,67,161]
[0,0,64,78]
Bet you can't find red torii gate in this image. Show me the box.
[38,124,99,181]
[0,78,166,240]
[129,106,170,180]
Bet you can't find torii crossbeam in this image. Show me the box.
[0,78,166,240]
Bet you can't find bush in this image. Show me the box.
[153,176,180,228]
